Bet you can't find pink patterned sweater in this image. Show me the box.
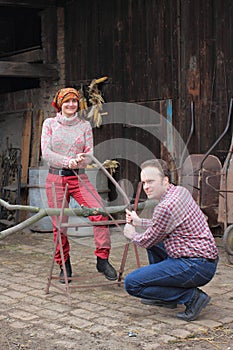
[41,113,93,169]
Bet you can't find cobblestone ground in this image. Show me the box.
[0,229,232,350]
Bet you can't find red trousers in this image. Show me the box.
[46,173,111,265]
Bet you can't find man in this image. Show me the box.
[124,159,218,321]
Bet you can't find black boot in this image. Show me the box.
[96,257,117,281]
[59,256,72,284]
[176,289,210,321]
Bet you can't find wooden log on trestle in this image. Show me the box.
[0,198,158,239]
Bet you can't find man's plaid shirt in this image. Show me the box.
[133,184,218,259]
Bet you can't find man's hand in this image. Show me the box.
[125,209,142,226]
[124,223,136,240]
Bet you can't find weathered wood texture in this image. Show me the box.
[41,7,58,64]
[0,6,58,92]
[65,0,178,102]
[0,61,58,78]
[64,0,233,175]
[0,0,232,201]
[178,0,233,160]
[21,105,32,185]
[0,0,56,8]
[30,110,44,168]
[0,48,43,62]
[65,0,179,188]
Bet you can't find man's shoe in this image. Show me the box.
[176,289,210,321]
[141,298,177,309]
[96,257,118,281]
[59,256,72,284]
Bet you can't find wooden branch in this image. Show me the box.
[0,198,158,239]
[0,198,128,216]
[0,199,40,212]
[0,211,47,239]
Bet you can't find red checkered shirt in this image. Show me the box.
[133,184,218,259]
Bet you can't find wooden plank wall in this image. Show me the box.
[65,0,177,102]
[64,0,233,190]
[65,0,178,191]
[178,0,233,161]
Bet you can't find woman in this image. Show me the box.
[41,87,117,282]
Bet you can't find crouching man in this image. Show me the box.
[124,159,218,321]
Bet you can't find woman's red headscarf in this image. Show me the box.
[52,88,79,111]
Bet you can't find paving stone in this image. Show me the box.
[156,334,177,343]
[143,344,162,350]
[3,290,29,299]
[8,320,31,329]
[169,328,195,339]
[8,309,39,321]
[36,308,64,320]
[87,324,113,334]
[70,308,97,320]
[64,316,94,329]
[1,231,233,349]
[55,326,82,335]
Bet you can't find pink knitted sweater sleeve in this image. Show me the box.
[41,115,93,169]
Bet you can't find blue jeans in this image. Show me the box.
[124,243,218,305]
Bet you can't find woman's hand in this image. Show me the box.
[76,153,85,162]
[68,153,85,169]
[125,209,142,226]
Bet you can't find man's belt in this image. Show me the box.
[49,167,85,176]
[205,258,217,263]
[181,257,217,263]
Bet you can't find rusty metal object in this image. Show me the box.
[223,224,233,257]
[187,56,200,97]
[218,141,233,227]
[217,99,233,228]
[178,101,195,184]
[180,154,222,227]
[118,181,142,283]
[180,99,233,230]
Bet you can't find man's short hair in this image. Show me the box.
[140,159,171,182]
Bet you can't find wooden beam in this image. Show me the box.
[0,0,57,8]
[21,105,32,186]
[30,110,44,168]
[19,105,33,222]
[0,49,43,62]
[0,61,59,79]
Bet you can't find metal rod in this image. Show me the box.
[200,98,233,170]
